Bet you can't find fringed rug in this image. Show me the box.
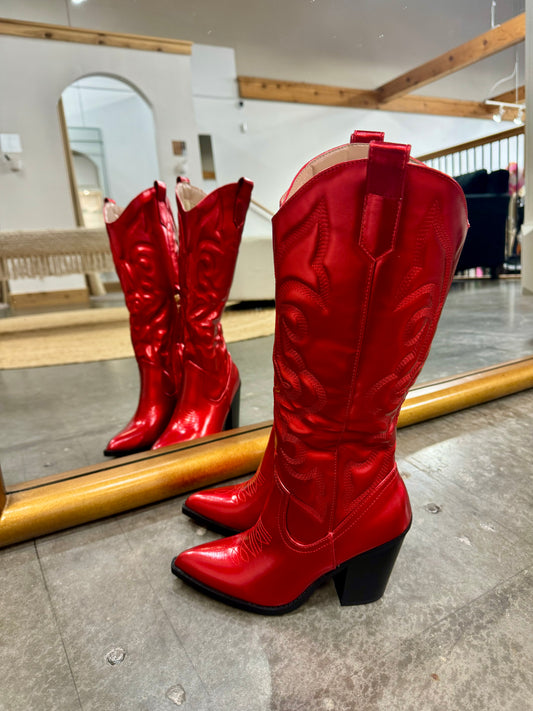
[0,228,114,280]
[0,306,275,369]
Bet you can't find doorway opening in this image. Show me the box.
[59,75,160,228]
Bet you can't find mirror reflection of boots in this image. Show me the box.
[103,181,182,457]
[152,176,253,449]
[172,133,469,615]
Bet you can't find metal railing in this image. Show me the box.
[417,125,525,181]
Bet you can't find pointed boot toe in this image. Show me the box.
[181,431,275,534]
[182,489,244,536]
[104,425,157,456]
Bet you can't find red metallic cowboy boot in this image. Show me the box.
[181,131,387,535]
[103,182,182,456]
[172,138,468,614]
[152,177,253,449]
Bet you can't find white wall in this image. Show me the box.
[0,35,200,231]
[191,44,511,224]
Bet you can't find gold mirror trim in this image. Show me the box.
[2,357,533,548]
[0,425,270,548]
[398,356,533,427]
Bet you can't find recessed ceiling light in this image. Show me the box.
[71,0,88,5]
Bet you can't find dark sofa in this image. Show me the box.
[453,168,510,278]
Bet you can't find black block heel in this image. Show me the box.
[223,384,241,430]
[333,530,408,606]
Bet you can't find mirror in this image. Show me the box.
[62,74,161,225]
[0,3,530,516]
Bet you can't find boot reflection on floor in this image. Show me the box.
[172,132,468,615]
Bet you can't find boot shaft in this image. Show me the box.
[175,177,253,365]
[271,140,468,535]
[104,183,181,380]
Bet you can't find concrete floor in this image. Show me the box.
[1,278,532,709]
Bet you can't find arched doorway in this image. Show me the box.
[59,74,160,228]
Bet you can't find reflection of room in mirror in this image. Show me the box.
[61,75,160,210]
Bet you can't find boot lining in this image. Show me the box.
[103,203,124,223]
[283,143,417,203]
[177,183,207,211]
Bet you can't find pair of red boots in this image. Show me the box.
[173,131,468,615]
[103,176,253,455]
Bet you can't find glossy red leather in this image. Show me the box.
[350,129,385,143]
[152,177,253,448]
[183,430,275,532]
[174,138,468,611]
[183,131,393,534]
[104,183,182,455]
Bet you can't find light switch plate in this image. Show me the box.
[0,133,22,153]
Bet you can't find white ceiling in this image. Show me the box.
[1,0,527,101]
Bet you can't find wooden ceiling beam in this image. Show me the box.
[238,76,519,121]
[237,76,379,109]
[376,13,525,103]
[0,17,192,54]
[491,84,525,103]
[386,94,493,119]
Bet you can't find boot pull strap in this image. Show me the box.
[360,142,410,259]
[233,177,254,228]
[154,180,167,201]
[350,130,385,144]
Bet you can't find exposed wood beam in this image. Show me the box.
[237,76,379,109]
[238,76,516,121]
[0,17,192,54]
[376,12,525,103]
[385,94,495,120]
[492,84,525,103]
[388,95,522,122]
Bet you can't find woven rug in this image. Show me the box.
[0,306,275,369]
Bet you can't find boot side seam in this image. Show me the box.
[274,476,337,559]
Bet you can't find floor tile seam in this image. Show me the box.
[402,456,533,551]
[34,539,85,711]
[116,516,214,705]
